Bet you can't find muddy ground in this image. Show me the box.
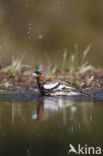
[0,68,103,94]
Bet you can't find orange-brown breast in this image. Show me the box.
[39,74,47,81]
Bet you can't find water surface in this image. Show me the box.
[0,93,103,156]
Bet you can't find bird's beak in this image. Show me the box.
[32,73,38,77]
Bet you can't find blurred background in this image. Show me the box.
[0,0,103,67]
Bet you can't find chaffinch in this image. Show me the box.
[32,71,87,96]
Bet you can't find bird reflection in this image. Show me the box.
[37,100,45,120]
[32,96,75,120]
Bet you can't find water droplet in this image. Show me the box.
[28,23,32,26]
[27,31,30,35]
[58,12,62,16]
[25,4,28,7]
[57,0,61,5]
[38,34,43,39]
[28,27,31,30]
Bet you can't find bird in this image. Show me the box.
[32,71,88,96]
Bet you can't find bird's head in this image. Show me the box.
[32,71,52,82]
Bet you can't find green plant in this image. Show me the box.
[67,44,93,85]
[44,44,92,82]
[5,56,23,74]
[5,53,30,74]
[68,44,92,74]
[45,53,59,76]
[61,49,67,72]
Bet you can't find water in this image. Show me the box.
[0,93,103,156]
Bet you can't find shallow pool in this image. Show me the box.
[0,92,103,156]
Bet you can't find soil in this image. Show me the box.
[0,68,103,94]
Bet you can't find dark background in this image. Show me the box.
[0,0,103,67]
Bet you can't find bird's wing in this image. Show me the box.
[43,82,59,90]
[53,83,74,91]
[43,81,74,91]
[43,81,88,96]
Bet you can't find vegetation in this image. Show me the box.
[0,45,103,92]
[47,45,93,86]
